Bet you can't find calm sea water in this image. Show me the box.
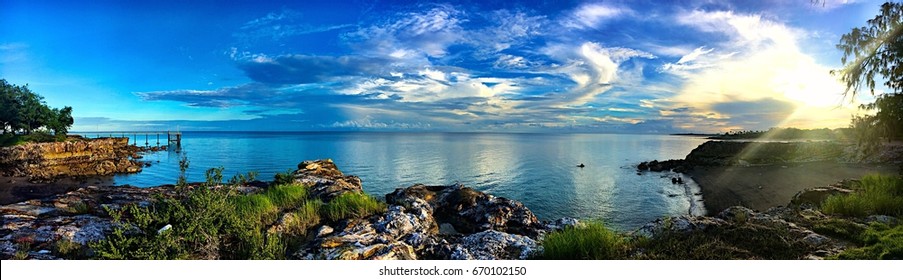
[102,132,709,231]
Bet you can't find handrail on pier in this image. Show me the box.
[73,131,182,146]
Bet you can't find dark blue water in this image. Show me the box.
[105,132,708,231]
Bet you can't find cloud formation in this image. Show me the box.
[124,1,869,133]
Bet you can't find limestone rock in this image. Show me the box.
[292,159,363,201]
[385,184,544,238]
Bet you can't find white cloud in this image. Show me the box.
[565,3,630,29]
[662,9,861,132]
[346,6,465,58]
[676,46,714,64]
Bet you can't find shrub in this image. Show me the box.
[321,192,385,221]
[273,169,295,186]
[540,222,626,260]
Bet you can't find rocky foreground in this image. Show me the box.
[2,159,897,259]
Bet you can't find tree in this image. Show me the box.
[834,2,903,144]
[832,2,902,98]
[0,79,74,136]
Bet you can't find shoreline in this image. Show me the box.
[687,161,897,214]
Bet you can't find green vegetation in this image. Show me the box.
[821,174,903,217]
[632,220,813,260]
[540,222,627,260]
[88,166,385,260]
[833,2,902,147]
[817,174,903,260]
[273,169,295,186]
[1,79,73,143]
[833,223,903,260]
[710,127,846,141]
[321,192,385,221]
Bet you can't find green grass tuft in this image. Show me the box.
[321,192,385,221]
[822,174,903,218]
[832,224,903,260]
[284,200,323,235]
[540,222,626,260]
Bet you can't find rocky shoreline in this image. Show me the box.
[0,137,163,182]
[638,140,902,213]
[2,158,896,260]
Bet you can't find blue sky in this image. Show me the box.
[0,0,888,133]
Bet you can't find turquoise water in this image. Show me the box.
[103,132,708,231]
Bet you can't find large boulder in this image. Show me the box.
[385,184,544,238]
[295,202,435,260]
[293,159,363,201]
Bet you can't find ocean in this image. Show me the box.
[96,132,709,231]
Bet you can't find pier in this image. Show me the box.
[75,131,182,147]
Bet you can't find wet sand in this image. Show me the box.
[688,162,898,214]
[0,176,115,205]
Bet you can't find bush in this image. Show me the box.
[321,192,385,221]
[540,222,626,260]
[822,174,903,217]
[273,169,295,186]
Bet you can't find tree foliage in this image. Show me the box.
[0,79,73,135]
[831,2,902,98]
[834,2,903,144]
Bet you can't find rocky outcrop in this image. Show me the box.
[297,182,552,260]
[684,141,844,166]
[637,140,856,172]
[0,185,177,259]
[637,159,687,172]
[293,159,363,201]
[633,206,846,259]
[0,137,155,181]
[385,184,545,238]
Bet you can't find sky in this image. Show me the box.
[0,0,891,133]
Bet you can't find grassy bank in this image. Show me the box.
[87,170,385,260]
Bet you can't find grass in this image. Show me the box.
[821,174,903,217]
[540,222,627,260]
[86,164,387,260]
[67,201,90,215]
[321,192,385,221]
[832,223,903,260]
[0,131,66,147]
[634,222,813,260]
[53,239,86,259]
[284,200,323,235]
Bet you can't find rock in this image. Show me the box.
[865,215,899,226]
[637,159,686,172]
[0,138,154,181]
[385,184,544,237]
[543,217,582,231]
[296,202,436,260]
[790,186,853,208]
[447,230,538,260]
[292,159,363,201]
[315,225,334,237]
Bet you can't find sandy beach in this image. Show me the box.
[689,162,898,214]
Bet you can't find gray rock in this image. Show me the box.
[448,230,538,260]
[865,215,899,226]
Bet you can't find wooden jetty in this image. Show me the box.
[75,131,182,146]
